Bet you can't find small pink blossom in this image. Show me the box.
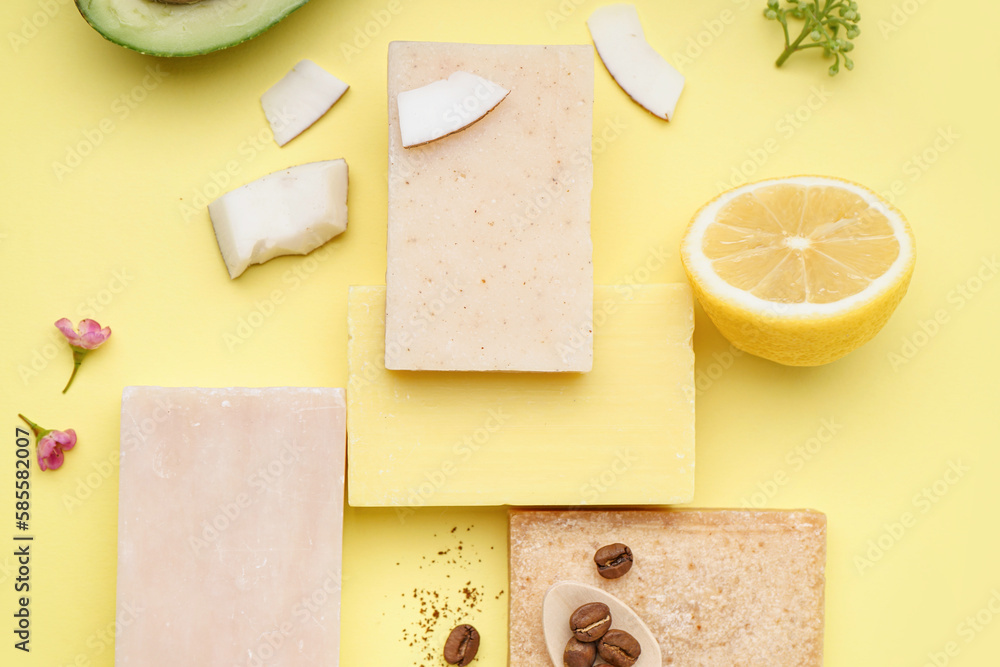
[54,318,111,393]
[18,415,77,472]
[55,318,111,350]
[37,429,77,471]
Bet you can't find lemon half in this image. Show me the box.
[680,176,916,366]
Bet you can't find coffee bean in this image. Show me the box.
[563,636,597,667]
[594,543,633,579]
[569,602,612,642]
[443,624,480,666]
[597,629,641,667]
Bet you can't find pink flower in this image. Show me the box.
[55,318,111,393]
[18,415,77,472]
[55,318,111,350]
[36,429,77,471]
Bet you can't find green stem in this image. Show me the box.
[776,21,812,67]
[62,348,87,394]
[18,414,42,436]
[17,415,51,444]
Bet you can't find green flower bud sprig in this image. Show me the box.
[765,0,861,76]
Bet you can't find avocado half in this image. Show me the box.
[75,0,311,57]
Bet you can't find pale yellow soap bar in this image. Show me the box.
[115,387,346,666]
[348,284,694,507]
[385,41,594,372]
[509,509,827,667]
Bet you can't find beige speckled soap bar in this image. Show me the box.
[385,41,594,372]
[115,387,346,666]
[509,509,826,667]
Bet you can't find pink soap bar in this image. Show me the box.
[115,387,346,666]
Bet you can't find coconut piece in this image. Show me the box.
[208,160,348,279]
[587,4,685,120]
[396,70,509,148]
[261,59,349,146]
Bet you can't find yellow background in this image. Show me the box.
[1,0,998,665]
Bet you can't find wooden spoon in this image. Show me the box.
[542,581,661,667]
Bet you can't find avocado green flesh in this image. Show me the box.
[76,0,310,57]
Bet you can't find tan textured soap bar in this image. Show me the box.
[509,509,826,666]
[385,41,594,372]
[115,387,346,666]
